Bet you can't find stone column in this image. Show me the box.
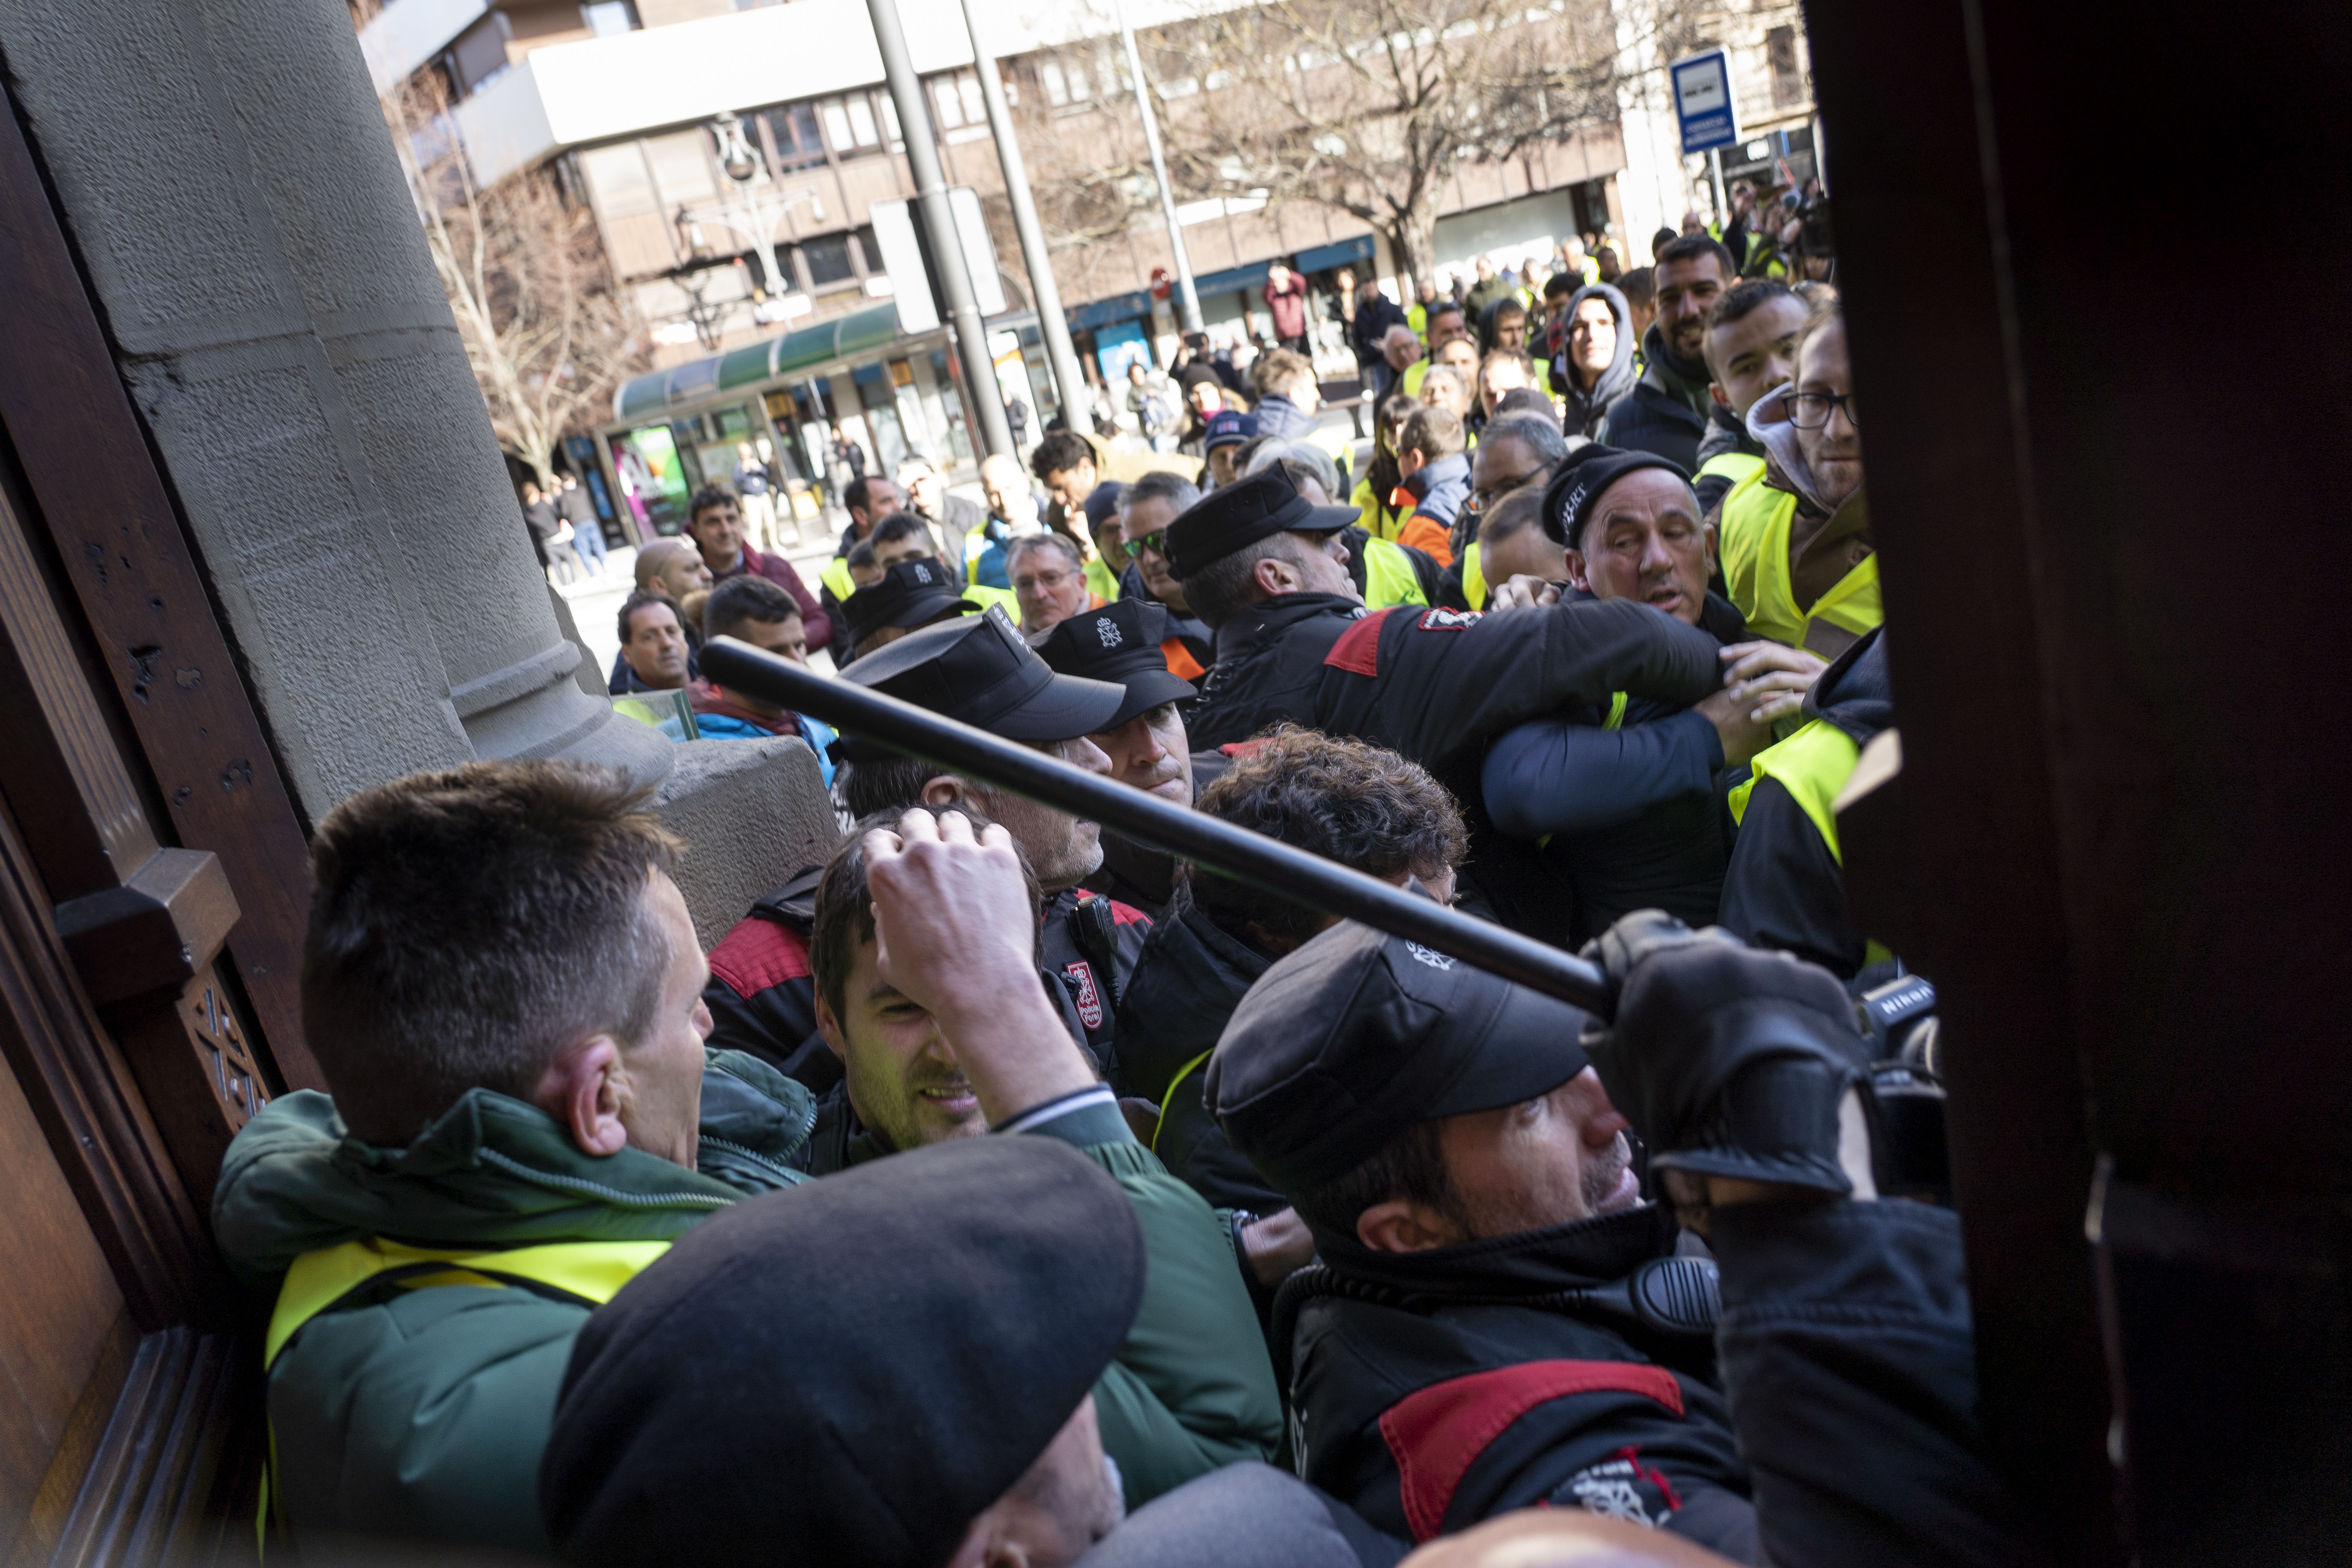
[0,0,668,820]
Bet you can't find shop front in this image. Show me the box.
[603,304,967,541]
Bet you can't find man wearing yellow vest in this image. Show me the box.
[1719,296,1878,662]
[210,761,818,1553]
[1719,626,1892,978]
[1693,278,1810,519]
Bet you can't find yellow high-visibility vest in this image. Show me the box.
[1717,470,1880,655]
[1695,450,1766,495]
[1362,537,1430,609]
[1726,718,1862,862]
[261,1236,673,1548]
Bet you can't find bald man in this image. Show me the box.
[635,538,713,604]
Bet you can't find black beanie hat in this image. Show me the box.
[1539,443,1695,550]
[540,1137,1146,1567]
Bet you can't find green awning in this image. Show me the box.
[610,303,911,421]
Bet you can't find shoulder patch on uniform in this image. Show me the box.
[1377,1360,1686,1543]
[1415,607,1481,631]
[707,916,813,998]
[1324,607,1397,676]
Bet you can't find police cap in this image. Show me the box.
[1208,920,1590,1199]
[1163,467,1359,579]
[841,557,978,650]
[1033,598,1196,730]
[841,603,1125,741]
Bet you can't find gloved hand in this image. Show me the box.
[1579,911,1873,1197]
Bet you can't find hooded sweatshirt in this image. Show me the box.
[1597,322,1714,472]
[1553,281,1638,440]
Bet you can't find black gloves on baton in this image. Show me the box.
[1579,912,1876,1198]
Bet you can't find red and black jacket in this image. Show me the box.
[1040,886,1152,1070]
[1280,1206,1755,1559]
[702,867,837,1093]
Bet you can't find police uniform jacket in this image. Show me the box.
[1280,1205,1757,1557]
[1183,592,1722,937]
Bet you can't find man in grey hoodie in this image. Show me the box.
[1552,281,1637,440]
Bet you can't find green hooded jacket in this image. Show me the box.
[212,1054,1281,1553]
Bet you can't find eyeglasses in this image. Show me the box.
[1785,391,1860,430]
[1131,530,1171,557]
[1466,467,1548,514]
[1013,569,1075,592]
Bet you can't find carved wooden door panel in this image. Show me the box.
[0,63,318,1567]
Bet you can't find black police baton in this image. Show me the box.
[699,637,1617,1019]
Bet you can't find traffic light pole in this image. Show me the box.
[865,0,1016,458]
[958,0,1090,437]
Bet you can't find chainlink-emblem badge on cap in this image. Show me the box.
[1063,961,1104,1029]
[1405,942,1454,969]
[1096,618,1123,648]
[913,563,933,583]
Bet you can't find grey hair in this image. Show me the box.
[1006,532,1084,572]
[1246,441,1341,502]
[1122,469,1202,517]
[1482,414,1570,468]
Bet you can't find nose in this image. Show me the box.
[1638,528,1675,573]
[1069,735,1113,777]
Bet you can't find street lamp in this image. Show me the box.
[702,110,824,318]
[712,110,759,185]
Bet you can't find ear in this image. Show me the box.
[1703,520,1719,573]
[813,990,847,1061]
[1709,382,1731,410]
[531,1036,627,1158]
[918,775,964,809]
[1356,1197,1459,1254]
[1563,547,1594,594]
[1250,554,1301,598]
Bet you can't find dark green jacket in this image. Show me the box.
[800,1087,1287,1508]
[211,1050,814,1554]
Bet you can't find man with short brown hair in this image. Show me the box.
[210,762,816,1553]
[684,484,831,652]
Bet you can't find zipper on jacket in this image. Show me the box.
[476,1147,735,1210]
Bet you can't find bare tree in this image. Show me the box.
[383,79,645,488]
[1147,0,1627,282]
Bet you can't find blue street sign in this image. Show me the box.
[1669,50,1742,156]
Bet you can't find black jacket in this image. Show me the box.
[1598,325,1712,474]
[1283,1206,1756,1556]
[1351,295,1409,368]
[1111,887,1283,1214]
[1482,593,1748,945]
[1285,1193,2023,1566]
[1718,627,1892,977]
[1041,887,1154,1071]
[1183,593,1722,940]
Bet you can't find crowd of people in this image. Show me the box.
[238,177,2024,1568]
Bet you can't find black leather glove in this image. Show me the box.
[1579,911,1873,1196]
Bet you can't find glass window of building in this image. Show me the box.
[818,97,853,152]
[802,232,857,287]
[763,103,827,171]
[846,94,879,147]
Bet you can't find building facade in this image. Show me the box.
[359,0,1811,527]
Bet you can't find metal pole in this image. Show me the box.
[1707,148,1728,225]
[699,637,1619,1016]
[958,0,1089,434]
[865,0,1016,457]
[1110,0,1201,333]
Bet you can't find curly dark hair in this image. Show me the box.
[1028,430,1095,486]
[1187,726,1467,953]
[686,484,737,528]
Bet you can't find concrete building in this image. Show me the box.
[358,0,1807,532]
